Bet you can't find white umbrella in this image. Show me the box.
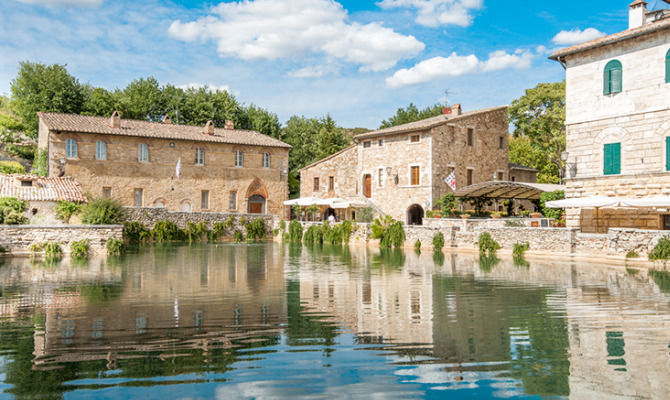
[620,196,670,208]
[545,196,624,208]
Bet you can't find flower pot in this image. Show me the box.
[491,215,501,219]
[530,213,542,219]
[460,214,470,220]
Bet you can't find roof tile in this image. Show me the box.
[0,174,87,203]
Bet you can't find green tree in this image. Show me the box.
[0,96,25,142]
[243,104,282,139]
[10,62,85,138]
[509,135,560,184]
[82,85,118,117]
[116,77,165,121]
[379,102,446,129]
[508,81,566,182]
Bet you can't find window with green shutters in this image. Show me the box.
[666,137,670,170]
[603,60,622,95]
[666,49,670,83]
[603,143,621,175]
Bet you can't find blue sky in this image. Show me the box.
[0,1,657,128]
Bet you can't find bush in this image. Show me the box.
[323,222,345,245]
[106,238,125,256]
[279,220,286,231]
[504,220,525,227]
[80,197,125,225]
[3,210,26,225]
[0,244,6,253]
[0,161,25,174]
[0,197,27,225]
[625,251,640,259]
[152,220,181,242]
[233,230,244,243]
[184,222,208,242]
[513,242,530,258]
[649,237,670,261]
[540,190,565,220]
[650,269,670,293]
[370,215,405,248]
[245,218,266,242]
[433,232,445,251]
[303,224,323,245]
[43,241,63,259]
[70,239,90,259]
[478,232,500,257]
[356,207,374,223]
[289,220,303,241]
[31,149,48,177]
[438,193,456,216]
[123,221,149,244]
[225,216,235,229]
[414,240,421,251]
[210,222,226,241]
[29,242,43,253]
[341,220,353,243]
[5,144,35,161]
[55,200,82,223]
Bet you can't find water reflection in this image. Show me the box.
[0,244,668,398]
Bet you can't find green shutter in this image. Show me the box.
[603,66,609,95]
[604,60,622,95]
[666,49,670,83]
[604,143,621,175]
[666,137,670,170]
[611,68,622,93]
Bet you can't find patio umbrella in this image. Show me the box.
[545,196,626,234]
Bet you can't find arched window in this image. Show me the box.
[603,60,622,95]
[65,138,77,158]
[666,49,670,83]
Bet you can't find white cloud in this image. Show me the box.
[177,83,231,93]
[288,65,338,78]
[386,49,535,88]
[17,0,103,6]
[376,0,483,28]
[167,0,425,72]
[551,27,606,46]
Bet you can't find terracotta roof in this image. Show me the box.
[509,163,538,172]
[299,145,357,172]
[38,113,292,149]
[550,16,670,60]
[354,106,508,140]
[0,174,87,202]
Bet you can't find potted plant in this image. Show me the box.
[460,213,471,219]
[491,212,502,219]
[530,212,542,219]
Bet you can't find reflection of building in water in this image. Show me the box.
[0,245,287,368]
[297,247,434,344]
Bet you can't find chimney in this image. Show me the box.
[224,120,235,130]
[161,115,172,124]
[442,107,452,115]
[110,110,121,129]
[203,120,214,135]
[629,0,647,29]
[452,103,462,116]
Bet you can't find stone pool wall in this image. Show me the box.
[0,225,123,254]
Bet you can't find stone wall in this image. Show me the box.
[0,225,123,254]
[124,207,276,235]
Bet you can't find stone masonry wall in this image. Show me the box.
[0,225,123,254]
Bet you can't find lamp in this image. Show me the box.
[560,151,569,162]
[386,167,392,175]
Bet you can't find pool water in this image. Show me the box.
[0,243,668,399]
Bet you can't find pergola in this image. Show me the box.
[453,181,565,200]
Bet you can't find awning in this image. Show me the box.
[453,181,565,200]
[620,197,670,208]
[545,196,625,208]
[284,197,367,208]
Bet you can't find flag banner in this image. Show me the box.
[445,170,456,190]
[176,158,182,179]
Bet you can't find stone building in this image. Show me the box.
[550,0,670,232]
[38,112,291,217]
[300,105,532,223]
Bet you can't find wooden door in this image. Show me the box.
[363,174,372,198]
[249,202,263,214]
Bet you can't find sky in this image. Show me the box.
[0,0,663,128]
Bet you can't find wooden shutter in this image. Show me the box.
[411,166,420,185]
[666,137,670,171]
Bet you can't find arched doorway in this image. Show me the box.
[407,204,424,226]
[153,198,167,208]
[180,200,192,212]
[248,194,266,214]
[322,207,335,221]
[363,174,372,198]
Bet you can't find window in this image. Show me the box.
[229,191,237,210]
[603,60,622,95]
[21,180,32,187]
[666,137,670,171]
[378,168,385,188]
[138,143,149,162]
[604,142,621,175]
[467,128,474,146]
[95,141,107,160]
[467,169,474,186]
[379,139,384,146]
[195,148,205,165]
[499,136,504,149]
[410,166,420,186]
[666,49,670,83]
[410,135,420,143]
[102,187,111,197]
[134,188,143,207]
[263,153,271,168]
[363,141,371,148]
[136,316,147,334]
[328,176,334,191]
[235,151,244,167]
[314,177,320,191]
[92,318,104,339]
[65,138,77,158]
[201,190,209,210]
[497,171,504,181]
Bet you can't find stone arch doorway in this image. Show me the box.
[407,204,424,226]
[248,194,266,214]
[153,198,167,208]
[180,200,192,212]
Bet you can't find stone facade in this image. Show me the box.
[38,114,290,218]
[300,107,513,223]
[0,225,123,254]
[552,5,670,233]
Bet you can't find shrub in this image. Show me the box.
[245,218,266,242]
[303,224,323,245]
[625,251,640,259]
[80,197,125,225]
[478,232,500,257]
[279,220,286,231]
[289,220,303,242]
[55,200,82,223]
[479,254,500,272]
[151,220,181,242]
[123,221,149,244]
[43,241,63,259]
[513,242,530,258]
[273,228,279,236]
[438,193,456,216]
[5,144,35,161]
[433,232,445,251]
[184,222,208,242]
[649,269,670,293]
[414,240,421,251]
[29,242,43,253]
[649,237,670,261]
[323,222,345,245]
[0,197,27,225]
[31,149,48,177]
[106,238,125,256]
[239,217,247,225]
[70,239,90,259]
[3,210,26,225]
[233,230,244,243]
[225,216,235,229]
[504,220,525,227]
[210,222,226,241]
[0,161,25,174]
[370,215,405,248]
[341,220,353,243]
[425,210,435,218]
[356,207,374,223]
[305,205,319,221]
[540,190,565,220]
[0,244,6,253]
